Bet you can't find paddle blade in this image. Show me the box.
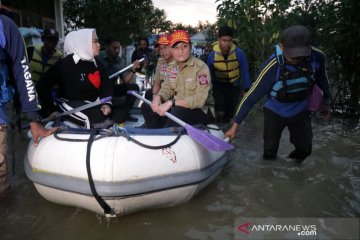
[184,124,234,151]
[100,96,112,103]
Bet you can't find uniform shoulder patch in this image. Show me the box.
[198,73,208,85]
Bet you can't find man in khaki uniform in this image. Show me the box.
[142,30,214,128]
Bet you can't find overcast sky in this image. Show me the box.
[153,0,218,26]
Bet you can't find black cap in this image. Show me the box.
[42,28,59,39]
[280,25,311,58]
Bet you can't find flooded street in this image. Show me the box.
[1,112,359,240]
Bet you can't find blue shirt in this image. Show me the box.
[233,47,330,124]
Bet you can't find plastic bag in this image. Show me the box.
[308,84,323,112]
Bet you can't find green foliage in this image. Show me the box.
[148,8,172,34]
[63,0,170,45]
[170,23,197,36]
[315,0,360,112]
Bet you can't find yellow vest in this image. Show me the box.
[213,43,240,83]
[29,45,62,83]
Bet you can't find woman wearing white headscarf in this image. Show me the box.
[37,28,113,128]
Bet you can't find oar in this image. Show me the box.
[128,91,234,151]
[41,96,112,123]
[109,58,145,79]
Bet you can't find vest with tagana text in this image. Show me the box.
[213,43,240,83]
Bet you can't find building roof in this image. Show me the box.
[190,31,206,43]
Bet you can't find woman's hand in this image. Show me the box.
[100,105,112,116]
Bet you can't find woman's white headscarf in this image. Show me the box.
[64,28,95,64]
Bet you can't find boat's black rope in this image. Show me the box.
[86,129,115,216]
[53,126,185,149]
[126,130,183,149]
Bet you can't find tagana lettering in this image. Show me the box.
[21,57,36,101]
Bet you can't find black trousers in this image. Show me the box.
[144,89,153,100]
[112,83,139,123]
[263,108,312,161]
[213,82,242,121]
[141,103,211,129]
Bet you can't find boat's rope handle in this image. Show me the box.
[53,127,185,149]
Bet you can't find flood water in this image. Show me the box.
[1,112,359,240]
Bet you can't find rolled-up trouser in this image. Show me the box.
[0,126,10,194]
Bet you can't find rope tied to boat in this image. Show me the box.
[128,128,185,150]
[111,123,131,140]
[86,129,116,217]
[53,124,186,149]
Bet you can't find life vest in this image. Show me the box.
[29,45,62,83]
[213,43,240,83]
[0,35,14,106]
[270,44,317,103]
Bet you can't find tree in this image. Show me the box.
[63,0,170,45]
[316,0,360,113]
[146,7,172,34]
[171,23,197,36]
[216,0,284,76]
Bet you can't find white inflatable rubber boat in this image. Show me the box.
[25,123,229,217]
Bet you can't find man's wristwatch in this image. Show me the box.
[171,98,176,107]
